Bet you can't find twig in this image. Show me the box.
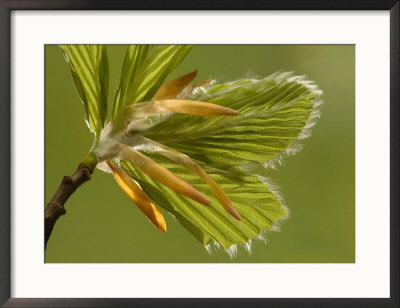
[44,163,92,250]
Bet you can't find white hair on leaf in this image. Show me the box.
[226,245,238,259]
[180,79,216,98]
[261,73,323,170]
[259,176,288,214]
[204,244,213,255]
[244,240,253,254]
[204,240,222,255]
[203,177,289,259]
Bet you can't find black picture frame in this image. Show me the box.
[1,1,399,307]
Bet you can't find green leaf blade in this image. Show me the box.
[60,45,109,134]
[143,73,322,168]
[120,155,288,250]
[111,45,193,119]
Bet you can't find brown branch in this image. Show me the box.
[44,163,93,250]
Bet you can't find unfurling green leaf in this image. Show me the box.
[111,45,193,119]
[113,72,322,251]
[120,156,288,250]
[60,45,109,134]
[143,73,322,168]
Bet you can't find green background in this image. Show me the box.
[45,45,355,263]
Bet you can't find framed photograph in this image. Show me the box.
[1,1,399,307]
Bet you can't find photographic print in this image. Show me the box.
[44,45,355,263]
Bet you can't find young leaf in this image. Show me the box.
[60,45,109,134]
[116,72,321,250]
[111,45,193,119]
[120,156,287,250]
[143,73,322,169]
